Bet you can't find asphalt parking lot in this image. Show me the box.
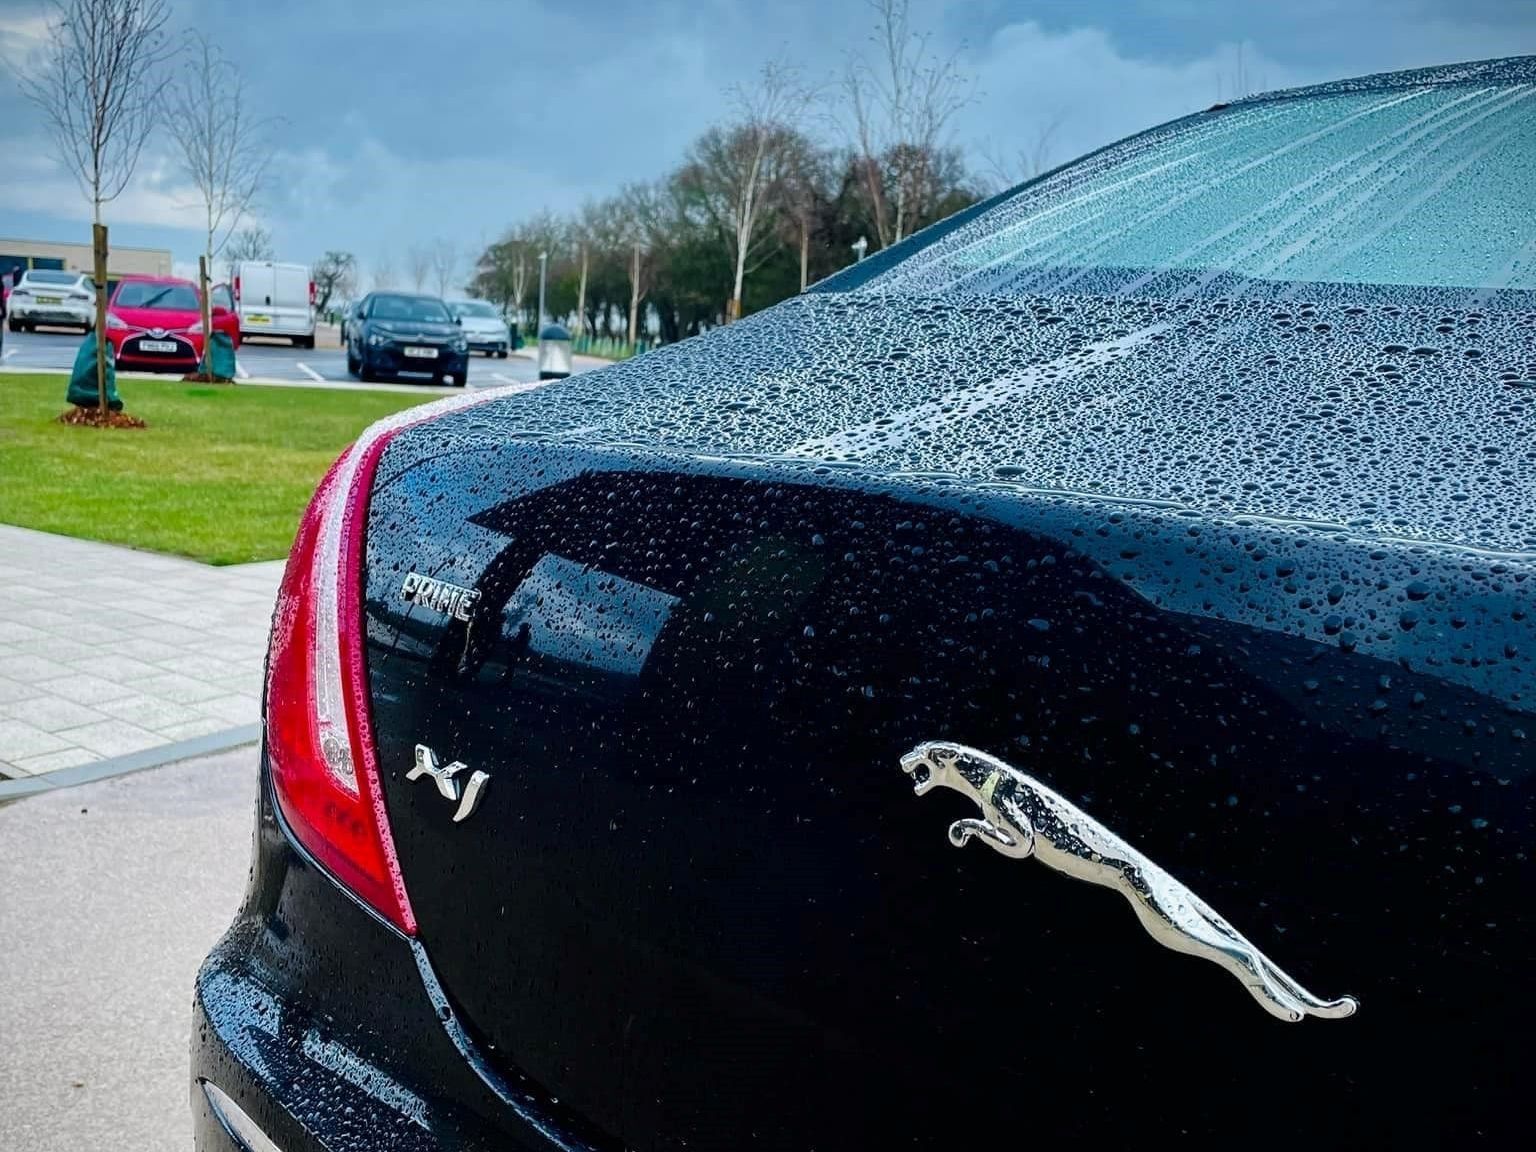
[1,325,551,389]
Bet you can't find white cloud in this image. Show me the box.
[0,6,48,73]
[0,135,209,231]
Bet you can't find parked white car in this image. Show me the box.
[446,299,512,358]
[6,269,96,332]
[234,261,315,347]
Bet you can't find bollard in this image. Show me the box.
[537,323,573,380]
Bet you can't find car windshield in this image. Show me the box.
[857,84,1536,303]
[450,300,499,319]
[23,271,80,287]
[372,294,452,322]
[114,281,201,310]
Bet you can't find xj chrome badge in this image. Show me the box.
[900,741,1359,1023]
[408,744,490,823]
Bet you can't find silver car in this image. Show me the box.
[6,269,96,332]
[446,298,511,358]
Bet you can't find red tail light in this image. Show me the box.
[309,279,317,307]
[266,430,416,933]
[233,276,241,302]
[264,390,504,934]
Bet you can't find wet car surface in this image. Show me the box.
[194,57,1535,1150]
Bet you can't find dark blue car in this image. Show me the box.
[345,291,470,387]
[194,57,1536,1150]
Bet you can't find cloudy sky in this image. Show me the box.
[2,0,1534,284]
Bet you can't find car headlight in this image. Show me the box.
[187,321,203,335]
[452,337,467,352]
[368,332,386,347]
[106,312,127,329]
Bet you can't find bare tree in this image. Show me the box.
[169,32,275,354]
[313,250,356,315]
[468,231,533,325]
[570,207,598,337]
[979,111,1066,193]
[776,134,830,292]
[20,0,174,413]
[616,184,661,345]
[509,246,530,323]
[371,257,397,292]
[430,238,458,297]
[223,225,274,281]
[710,61,813,321]
[1214,42,1264,105]
[406,246,431,292]
[840,0,973,248]
[573,198,628,338]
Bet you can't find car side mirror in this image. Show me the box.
[454,316,462,325]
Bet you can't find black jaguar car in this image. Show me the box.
[345,292,470,386]
[194,57,1535,1150]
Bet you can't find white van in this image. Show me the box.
[234,261,315,347]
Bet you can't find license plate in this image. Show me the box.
[139,339,178,353]
[246,314,269,324]
[403,346,438,359]
[37,296,62,305]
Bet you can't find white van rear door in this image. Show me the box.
[272,265,309,310]
[238,263,313,336]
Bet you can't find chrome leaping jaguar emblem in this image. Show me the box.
[408,744,490,823]
[899,741,1359,1023]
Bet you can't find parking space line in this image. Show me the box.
[491,372,516,384]
[295,362,324,383]
[1,348,15,360]
[234,358,249,380]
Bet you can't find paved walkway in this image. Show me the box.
[0,526,280,780]
[0,747,255,1151]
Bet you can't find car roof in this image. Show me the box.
[1223,53,1536,110]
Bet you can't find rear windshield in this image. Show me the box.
[23,271,80,286]
[863,84,1536,302]
[451,300,499,318]
[372,295,451,322]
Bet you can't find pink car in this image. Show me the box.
[105,275,241,372]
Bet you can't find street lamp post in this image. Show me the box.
[537,251,548,336]
[852,236,868,263]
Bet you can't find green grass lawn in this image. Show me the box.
[0,373,435,564]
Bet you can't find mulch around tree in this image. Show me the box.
[56,406,148,429]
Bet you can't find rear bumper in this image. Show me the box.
[10,301,93,325]
[192,946,443,1152]
[191,768,607,1151]
[240,313,314,338]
